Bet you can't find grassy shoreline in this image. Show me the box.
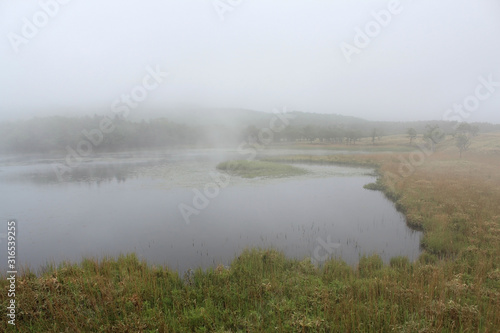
[1,139,499,332]
[216,159,307,178]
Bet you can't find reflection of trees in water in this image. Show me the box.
[75,163,134,184]
[12,160,166,185]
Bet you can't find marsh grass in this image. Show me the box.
[1,247,496,332]
[1,134,499,332]
[216,159,307,178]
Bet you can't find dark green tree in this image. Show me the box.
[406,128,417,145]
[456,133,471,158]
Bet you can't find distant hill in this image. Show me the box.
[167,108,273,127]
[1,109,499,154]
[143,108,368,128]
[143,107,500,135]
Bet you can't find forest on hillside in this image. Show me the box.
[0,113,498,154]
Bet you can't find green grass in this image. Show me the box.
[216,159,307,178]
[1,247,496,332]
[262,154,380,169]
[269,143,415,153]
[1,134,499,332]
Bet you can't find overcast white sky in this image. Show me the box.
[1,0,499,123]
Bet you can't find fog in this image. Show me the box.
[3,3,500,329]
[1,0,499,123]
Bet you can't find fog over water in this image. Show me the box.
[0,151,422,273]
[1,2,499,331]
[0,0,498,273]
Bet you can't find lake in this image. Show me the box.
[0,149,422,273]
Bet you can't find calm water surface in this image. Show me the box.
[0,149,421,273]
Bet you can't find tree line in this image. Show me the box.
[0,114,489,154]
[0,116,199,154]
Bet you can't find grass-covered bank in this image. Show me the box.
[263,150,500,258]
[0,248,497,332]
[216,159,307,178]
[1,138,499,332]
[262,154,380,169]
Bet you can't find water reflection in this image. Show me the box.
[0,150,422,274]
[15,162,145,184]
[0,148,376,185]
[0,151,228,185]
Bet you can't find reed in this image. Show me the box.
[1,134,499,332]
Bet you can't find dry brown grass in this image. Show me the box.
[1,133,498,332]
[265,133,500,330]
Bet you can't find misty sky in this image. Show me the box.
[1,0,499,123]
